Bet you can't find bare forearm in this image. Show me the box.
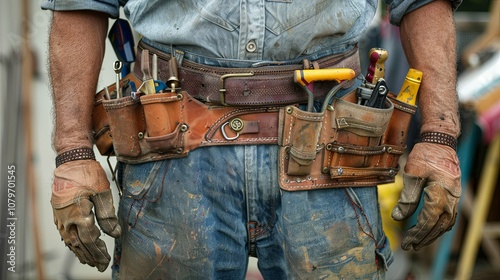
[399,0,460,138]
[49,11,108,153]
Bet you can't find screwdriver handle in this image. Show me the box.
[167,57,180,91]
[396,68,423,106]
[365,48,388,84]
[294,68,356,86]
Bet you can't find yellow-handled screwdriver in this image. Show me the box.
[396,68,423,105]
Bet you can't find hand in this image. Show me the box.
[51,160,121,272]
[392,142,461,250]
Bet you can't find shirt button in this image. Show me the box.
[246,40,257,53]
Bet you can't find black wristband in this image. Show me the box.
[420,132,457,151]
[55,147,96,167]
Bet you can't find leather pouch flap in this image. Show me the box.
[331,98,394,137]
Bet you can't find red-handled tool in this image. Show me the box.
[365,48,388,84]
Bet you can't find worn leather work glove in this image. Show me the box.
[51,159,121,272]
[392,142,461,251]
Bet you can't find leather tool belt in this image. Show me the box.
[135,40,361,106]
[92,42,416,191]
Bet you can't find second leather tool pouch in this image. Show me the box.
[278,91,406,191]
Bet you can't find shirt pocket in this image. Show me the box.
[195,0,241,31]
[265,0,362,36]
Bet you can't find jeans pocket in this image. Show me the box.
[120,161,165,227]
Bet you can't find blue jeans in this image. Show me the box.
[112,145,393,279]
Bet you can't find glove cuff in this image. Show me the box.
[56,147,96,167]
[420,132,457,151]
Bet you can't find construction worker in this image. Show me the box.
[42,0,461,278]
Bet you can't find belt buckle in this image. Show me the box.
[219,72,254,106]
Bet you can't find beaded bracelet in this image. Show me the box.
[420,132,457,151]
[55,147,96,167]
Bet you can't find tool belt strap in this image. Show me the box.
[92,42,417,190]
[134,40,361,106]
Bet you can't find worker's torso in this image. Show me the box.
[122,0,377,62]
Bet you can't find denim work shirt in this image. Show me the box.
[42,0,461,62]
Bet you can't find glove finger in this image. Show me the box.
[75,199,113,272]
[401,183,459,250]
[67,236,109,272]
[66,226,96,267]
[91,190,121,238]
[392,174,426,221]
[53,199,112,272]
[55,211,105,271]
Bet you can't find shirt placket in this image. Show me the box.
[238,0,265,60]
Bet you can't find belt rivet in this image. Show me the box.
[286,107,293,114]
[322,167,329,174]
[337,167,344,175]
[389,169,395,177]
[229,118,244,132]
[337,146,345,154]
[138,132,144,139]
[180,124,189,132]
[176,148,184,154]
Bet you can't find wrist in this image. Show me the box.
[420,119,460,139]
[53,132,94,154]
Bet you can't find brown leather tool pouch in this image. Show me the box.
[278,91,416,191]
[102,96,146,157]
[92,73,143,156]
[140,92,186,154]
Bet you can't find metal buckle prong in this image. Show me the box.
[219,72,254,105]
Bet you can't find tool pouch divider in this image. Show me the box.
[102,96,146,157]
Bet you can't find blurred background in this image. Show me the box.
[1,0,499,279]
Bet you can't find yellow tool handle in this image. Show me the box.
[396,68,423,105]
[294,68,356,86]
